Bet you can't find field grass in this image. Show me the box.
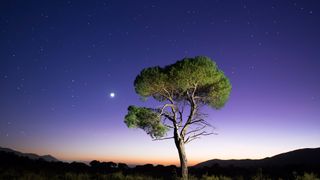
[1,170,319,180]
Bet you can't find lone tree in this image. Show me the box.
[124,56,231,179]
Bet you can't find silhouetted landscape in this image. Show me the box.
[0,147,59,162]
[2,0,320,179]
[195,148,320,168]
[1,147,319,179]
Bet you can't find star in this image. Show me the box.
[110,92,115,98]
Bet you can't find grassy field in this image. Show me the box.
[1,170,319,180]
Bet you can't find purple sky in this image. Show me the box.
[1,0,320,165]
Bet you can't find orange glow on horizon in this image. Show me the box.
[57,154,201,166]
[13,146,199,166]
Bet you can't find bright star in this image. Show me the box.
[110,92,115,98]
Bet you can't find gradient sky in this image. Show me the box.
[1,0,320,166]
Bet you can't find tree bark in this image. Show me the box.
[175,135,188,180]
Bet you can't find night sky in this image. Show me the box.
[1,0,320,165]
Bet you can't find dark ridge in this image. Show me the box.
[1,146,319,179]
[194,147,320,168]
[0,146,59,162]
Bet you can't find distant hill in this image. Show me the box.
[0,146,59,162]
[1,146,319,179]
[194,147,320,168]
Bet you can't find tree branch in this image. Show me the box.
[184,137,200,144]
[153,136,174,141]
[190,118,212,127]
[178,110,183,125]
[162,88,174,104]
[163,114,174,122]
[184,131,214,144]
[185,125,206,135]
[164,124,174,129]
[159,103,176,117]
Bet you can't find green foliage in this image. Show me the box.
[108,172,126,180]
[251,168,271,180]
[125,56,231,179]
[186,174,199,180]
[134,56,231,109]
[201,174,232,180]
[18,173,44,180]
[124,105,168,138]
[0,171,162,180]
[104,172,162,180]
[134,66,169,101]
[1,170,319,180]
[295,173,320,180]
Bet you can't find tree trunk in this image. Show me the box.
[175,136,188,180]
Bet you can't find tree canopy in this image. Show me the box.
[125,56,231,139]
[125,105,168,138]
[134,56,230,108]
[124,56,231,179]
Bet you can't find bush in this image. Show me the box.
[295,173,320,180]
[201,174,232,180]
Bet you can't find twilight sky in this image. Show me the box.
[1,0,320,165]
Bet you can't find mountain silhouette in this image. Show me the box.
[0,146,59,162]
[1,146,319,179]
[194,147,320,168]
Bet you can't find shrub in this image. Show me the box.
[201,174,232,180]
[295,173,320,180]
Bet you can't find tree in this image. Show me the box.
[117,163,129,171]
[124,56,231,179]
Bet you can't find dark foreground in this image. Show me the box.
[1,151,319,180]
